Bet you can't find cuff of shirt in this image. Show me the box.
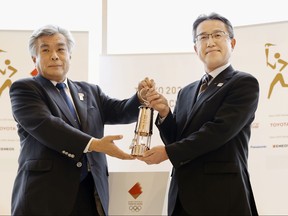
[158,115,167,125]
[84,138,94,153]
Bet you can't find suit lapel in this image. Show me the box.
[185,82,200,118]
[35,75,84,129]
[182,66,235,134]
[67,79,87,130]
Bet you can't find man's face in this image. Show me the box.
[194,20,236,72]
[32,33,71,82]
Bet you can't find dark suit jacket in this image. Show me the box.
[10,75,140,215]
[157,66,259,216]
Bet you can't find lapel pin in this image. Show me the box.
[217,83,224,87]
[78,93,84,101]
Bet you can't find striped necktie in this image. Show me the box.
[199,74,212,95]
[56,82,80,127]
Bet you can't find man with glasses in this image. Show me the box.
[138,13,259,216]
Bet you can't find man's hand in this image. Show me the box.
[137,145,169,164]
[137,77,170,118]
[146,88,170,118]
[89,135,135,160]
[137,77,155,105]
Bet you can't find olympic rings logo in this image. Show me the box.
[129,205,142,212]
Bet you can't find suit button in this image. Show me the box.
[76,162,82,168]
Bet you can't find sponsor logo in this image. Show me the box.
[128,182,143,213]
[273,144,288,148]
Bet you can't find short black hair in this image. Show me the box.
[192,12,234,43]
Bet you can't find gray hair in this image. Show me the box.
[29,25,75,56]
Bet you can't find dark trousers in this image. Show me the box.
[70,173,99,216]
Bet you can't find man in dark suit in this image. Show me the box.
[138,13,259,215]
[9,24,152,216]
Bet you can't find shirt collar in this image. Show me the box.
[51,78,69,88]
[206,63,230,79]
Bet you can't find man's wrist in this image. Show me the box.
[88,138,100,152]
[159,108,170,118]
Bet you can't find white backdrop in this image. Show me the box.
[2,21,288,215]
[100,22,288,215]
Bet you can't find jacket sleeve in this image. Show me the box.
[163,73,259,169]
[9,79,92,161]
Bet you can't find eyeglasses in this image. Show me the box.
[195,31,229,43]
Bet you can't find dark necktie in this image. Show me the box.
[199,74,212,95]
[56,82,88,181]
[56,83,80,127]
